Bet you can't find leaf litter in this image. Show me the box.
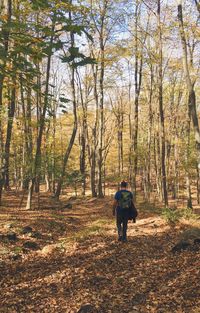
[0,194,199,313]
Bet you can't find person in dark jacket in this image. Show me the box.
[112,181,135,242]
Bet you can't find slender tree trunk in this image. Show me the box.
[197,166,200,204]
[98,17,105,198]
[127,61,133,190]
[89,63,99,197]
[4,79,16,189]
[186,117,192,208]
[154,130,162,201]
[80,130,86,195]
[172,83,182,201]
[91,150,97,197]
[20,77,33,189]
[118,121,123,177]
[44,123,51,192]
[132,1,140,196]
[145,64,153,201]
[132,1,145,198]
[35,59,42,192]
[157,0,168,206]
[117,96,124,178]
[177,2,200,205]
[55,118,78,198]
[76,70,87,196]
[0,0,12,204]
[173,141,179,200]
[55,9,78,199]
[26,18,55,210]
[52,101,56,194]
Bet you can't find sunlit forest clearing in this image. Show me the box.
[0,0,200,312]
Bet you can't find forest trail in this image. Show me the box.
[0,195,200,313]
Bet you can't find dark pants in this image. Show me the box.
[116,209,129,240]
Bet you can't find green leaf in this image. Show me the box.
[53,40,63,51]
[62,24,84,36]
[0,45,7,59]
[73,57,97,68]
[31,0,50,10]
[32,84,40,91]
[42,45,53,56]
[68,47,79,56]
[61,55,74,63]
[59,97,70,103]
[61,47,90,64]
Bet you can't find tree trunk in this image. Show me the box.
[0,0,12,204]
[91,150,97,197]
[197,166,200,204]
[117,113,123,177]
[20,76,33,189]
[132,1,140,196]
[157,0,168,206]
[98,17,105,198]
[4,81,16,189]
[186,115,192,208]
[80,127,86,196]
[55,9,78,199]
[52,101,56,194]
[145,63,153,201]
[127,60,134,191]
[154,130,162,201]
[177,2,200,205]
[26,180,34,211]
[76,70,87,196]
[25,18,55,210]
[88,62,99,198]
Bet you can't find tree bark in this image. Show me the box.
[89,62,99,198]
[186,117,192,208]
[157,0,168,206]
[145,63,154,201]
[76,70,87,196]
[117,96,124,177]
[4,80,16,189]
[55,8,78,199]
[0,0,12,204]
[25,17,55,210]
[98,5,106,198]
[177,2,200,205]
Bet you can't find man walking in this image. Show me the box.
[113,181,135,242]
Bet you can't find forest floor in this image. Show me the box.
[0,191,200,313]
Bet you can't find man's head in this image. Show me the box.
[120,180,128,189]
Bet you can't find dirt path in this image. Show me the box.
[0,196,200,313]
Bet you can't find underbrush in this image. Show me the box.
[162,207,182,224]
[162,207,199,225]
[139,196,199,225]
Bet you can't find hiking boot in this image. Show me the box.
[118,236,123,241]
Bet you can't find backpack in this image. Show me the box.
[118,191,138,221]
[118,191,132,209]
